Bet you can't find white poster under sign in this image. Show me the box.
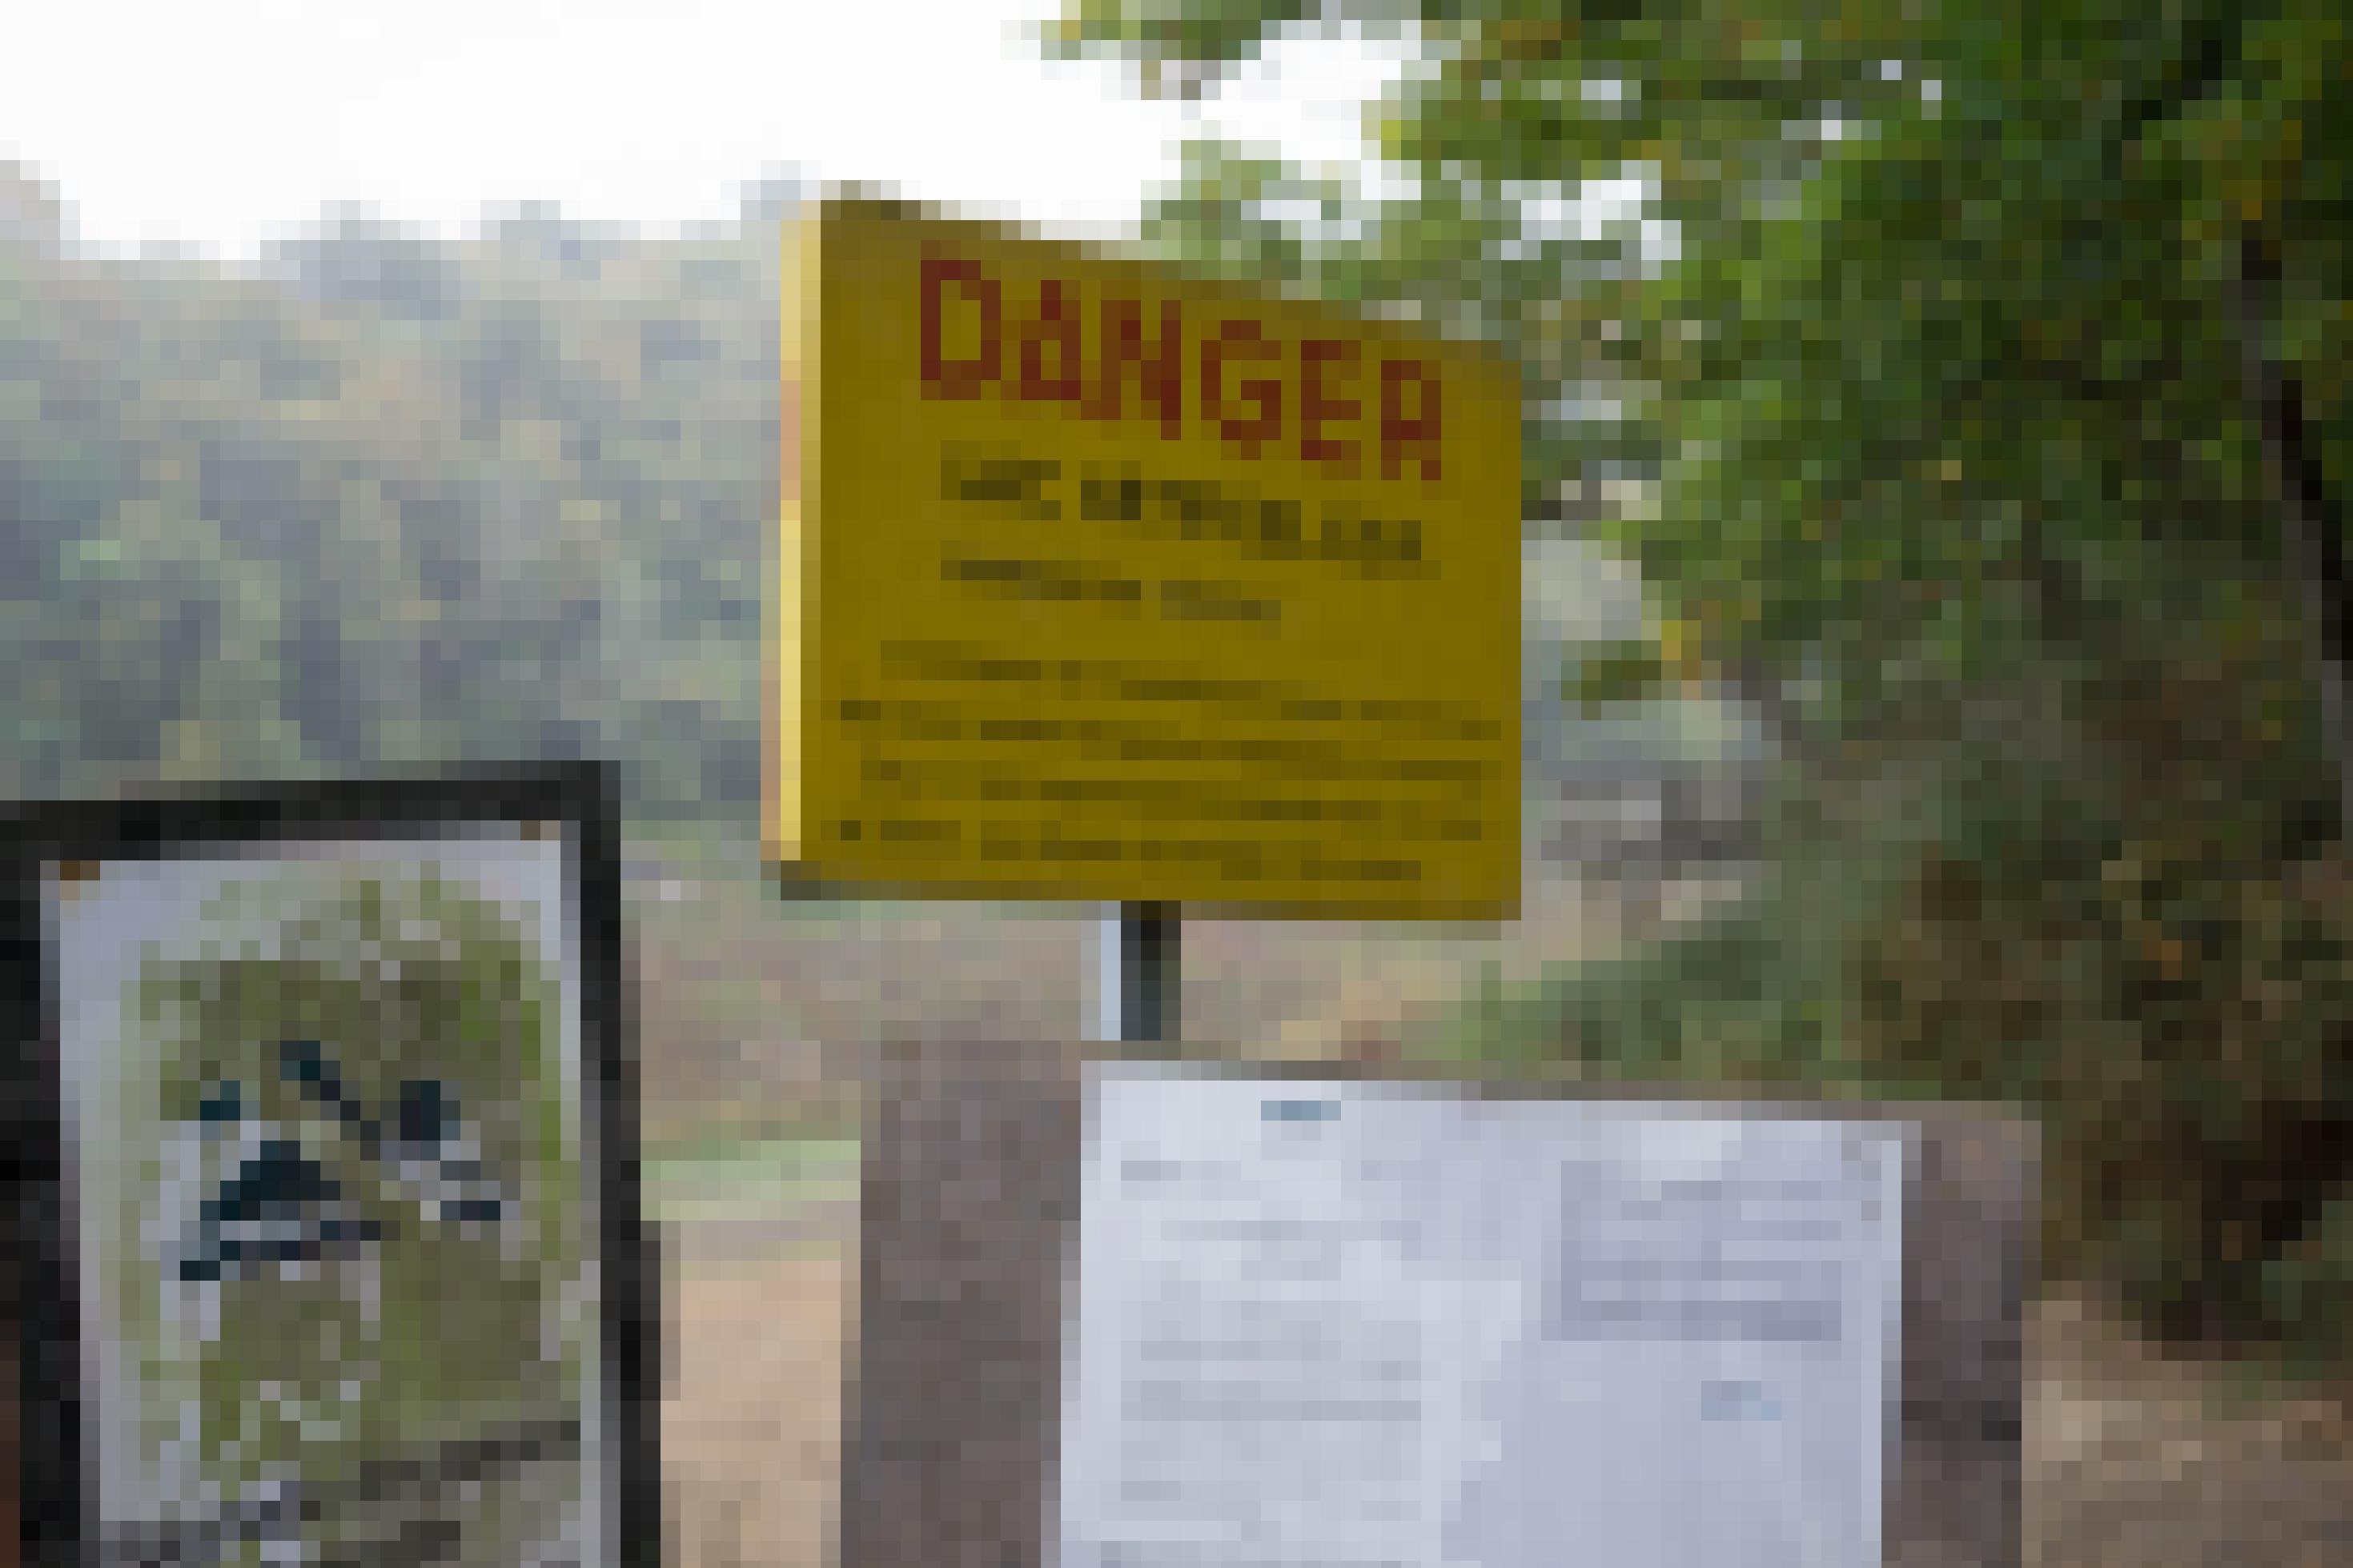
[1058,1067,1907,1568]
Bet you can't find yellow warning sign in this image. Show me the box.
[768,199,1522,918]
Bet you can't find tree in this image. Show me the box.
[1048,0,2353,1358]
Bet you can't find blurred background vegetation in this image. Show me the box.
[6,0,2349,1391]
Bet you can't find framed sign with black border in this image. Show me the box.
[1,761,657,1568]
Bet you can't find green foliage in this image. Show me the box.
[1421,898,1851,1091]
[0,172,780,828]
[1057,0,2353,1366]
[2258,1186,2353,1371]
[1041,1,1328,100]
[1559,639,1671,708]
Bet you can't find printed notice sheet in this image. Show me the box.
[1056,1067,1908,1568]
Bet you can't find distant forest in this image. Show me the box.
[2,162,1707,848]
[1,162,814,834]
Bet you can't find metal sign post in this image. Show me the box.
[1092,901,1179,1044]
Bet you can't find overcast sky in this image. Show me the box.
[2,0,1418,261]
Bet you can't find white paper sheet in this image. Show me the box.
[1057,1068,1907,1568]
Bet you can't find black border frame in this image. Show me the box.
[0,760,658,1568]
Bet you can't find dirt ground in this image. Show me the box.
[661,1213,2353,1568]
[2024,1286,2353,1566]
[662,1249,854,1568]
